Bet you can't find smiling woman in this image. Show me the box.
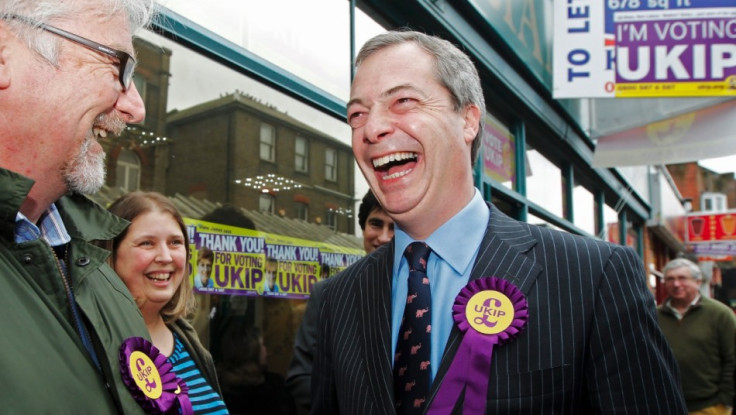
[107,191,229,415]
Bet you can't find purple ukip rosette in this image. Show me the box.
[428,277,528,414]
[119,337,193,414]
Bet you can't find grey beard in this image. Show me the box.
[63,135,106,195]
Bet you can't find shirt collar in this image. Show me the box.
[664,294,701,319]
[394,189,489,274]
[15,203,72,246]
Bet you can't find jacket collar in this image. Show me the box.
[0,166,129,243]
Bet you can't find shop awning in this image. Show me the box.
[592,99,736,167]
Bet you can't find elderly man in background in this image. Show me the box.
[0,0,154,412]
[658,258,736,415]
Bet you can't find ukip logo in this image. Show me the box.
[466,291,515,335]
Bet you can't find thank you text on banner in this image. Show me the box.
[186,218,364,300]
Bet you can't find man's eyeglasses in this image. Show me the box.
[662,276,695,285]
[3,14,135,90]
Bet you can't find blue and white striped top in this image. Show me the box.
[168,333,229,414]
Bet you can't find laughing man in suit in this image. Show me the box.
[310,30,687,414]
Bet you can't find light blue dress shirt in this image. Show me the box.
[391,189,489,382]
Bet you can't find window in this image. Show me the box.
[259,194,275,214]
[296,202,309,221]
[603,204,620,243]
[572,181,595,236]
[526,148,563,218]
[260,123,275,161]
[326,210,336,230]
[325,148,337,181]
[115,148,141,191]
[295,136,308,172]
[702,192,727,213]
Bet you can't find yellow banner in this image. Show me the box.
[185,218,365,299]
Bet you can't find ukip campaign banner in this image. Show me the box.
[554,0,736,98]
[186,218,365,300]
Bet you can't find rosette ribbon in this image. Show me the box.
[119,337,193,415]
[428,277,528,414]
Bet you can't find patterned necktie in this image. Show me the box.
[394,242,432,414]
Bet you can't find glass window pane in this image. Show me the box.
[326,210,336,230]
[115,164,126,189]
[296,202,308,221]
[164,1,382,101]
[114,148,141,191]
[526,148,563,217]
[260,123,275,162]
[295,136,308,172]
[616,166,650,204]
[325,148,337,182]
[259,194,274,213]
[626,224,638,249]
[572,182,595,236]
[129,169,140,192]
[603,204,620,243]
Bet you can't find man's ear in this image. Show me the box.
[462,104,481,145]
[0,24,12,89]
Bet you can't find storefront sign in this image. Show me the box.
[686,211,736,242]
[554,0,736,98]
[690,241,736,256]
[696,252,735,261]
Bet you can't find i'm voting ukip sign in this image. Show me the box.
[553,0,736,98]
[185,218,364,300]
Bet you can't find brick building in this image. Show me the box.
[165,91,355,234]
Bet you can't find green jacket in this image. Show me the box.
[0,167,151,414]
[658,296,736,411]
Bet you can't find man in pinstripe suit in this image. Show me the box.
[311,30,687,414]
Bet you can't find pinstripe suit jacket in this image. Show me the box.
[311,203,686,414]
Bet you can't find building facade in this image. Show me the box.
[166,91,355,234]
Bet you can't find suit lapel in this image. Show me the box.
[427,203,542,410]
[359,240,396,413]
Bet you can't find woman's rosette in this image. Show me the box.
[119,337,193,415]
[428,277,528,414]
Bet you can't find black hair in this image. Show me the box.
[357,190,382,231]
